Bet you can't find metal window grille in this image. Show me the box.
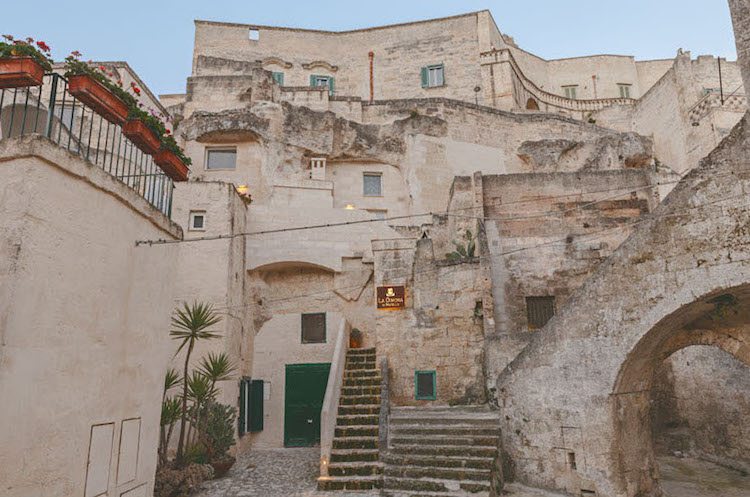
[526,296,556,329]
[301,313,326,343]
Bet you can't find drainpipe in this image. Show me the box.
[368,51,374,103]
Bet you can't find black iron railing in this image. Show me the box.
[0,73,174,217]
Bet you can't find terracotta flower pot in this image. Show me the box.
[154,149,190,182]
[0,57,45,89]
[209,456,236,479]
[349,328,363,349]
[123,119,161,155]
[68,74,128,124]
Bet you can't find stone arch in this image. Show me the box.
[611,286,750,496]
[525,98,540,110]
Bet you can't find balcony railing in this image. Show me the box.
[0,73,174,217]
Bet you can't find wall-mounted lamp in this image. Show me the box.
[345,204,356,210]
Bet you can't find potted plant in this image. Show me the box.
[123,105,163,155]
[0,35,52,88]
[349,328,363,349]
[64,55,132,124]
[154,133,191,182]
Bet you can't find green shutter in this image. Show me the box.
[310,74,316,87]
[272,72,284,85]
[238,378,247,435]
[250,380,264,432]
[439,63,445,86]
[328,76,335,96]
[420,67,428,88]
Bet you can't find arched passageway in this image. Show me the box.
[612,286,750,496]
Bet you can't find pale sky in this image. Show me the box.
[1,0,737,95]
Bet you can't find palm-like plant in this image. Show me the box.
[159,397,182,466]
[163,368,181,402]
[198,352,237,392]
[170,302,222,464]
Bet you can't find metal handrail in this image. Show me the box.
[0,73,174,217]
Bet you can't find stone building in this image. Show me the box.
[2,4,749,497]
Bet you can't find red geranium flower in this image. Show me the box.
[35,41,50,52]
[2,34,13,42]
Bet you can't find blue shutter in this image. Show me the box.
[328,76,335,96]
[272,72,284,85]
[438,63,445,86]
[420,67,428,88]
[309,74,316,87]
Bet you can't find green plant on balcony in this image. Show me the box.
[446,229,477,261]
[0,35,53,71]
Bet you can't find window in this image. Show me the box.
[363,173,382,197]
[618,84,632,99]
[189,211,206,231]
[310,157,326,180]
[272,72,284,85]
[562,85,578,100]
[421,64,445,88]
[367,209,387,220]
[248,29,259,41]
[526,296,556,330]
[415,370,436,400]
[301,313,326,343]
[206,148,237,170]
[310,75,335,95]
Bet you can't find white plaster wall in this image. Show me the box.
[0,137,180,497]
[249,312,343,448]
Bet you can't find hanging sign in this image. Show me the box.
[376,285,406,310]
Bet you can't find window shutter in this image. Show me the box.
[309,74,316,87]
[420,67,428,88]
[250,380,264,432]
[439,63,445,86]
[328,76,335,96]
[238,378,247,435]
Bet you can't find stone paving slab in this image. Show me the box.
[194,447,379,497]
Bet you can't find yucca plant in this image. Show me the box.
[446,229,476,261]
[163,368,181,402]
[159,397,182,467]
[170,302,222,464]
[198,352,237,393]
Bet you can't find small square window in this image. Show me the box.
[301,313,326,344]
[618,84,632,99]
[563,85,578,100]
[272,72,284,85]
[415,370,436,400]
[363,173,382,197]
[421,64,445,88]
[526,296,555,330]
[189,211,206,231]
[206,148,237,170]
[248,29,259,41]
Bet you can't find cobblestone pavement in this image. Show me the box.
[193,447,378,497]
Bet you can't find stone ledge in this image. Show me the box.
[0,134,183,240]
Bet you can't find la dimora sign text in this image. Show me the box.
[376,285,406,310]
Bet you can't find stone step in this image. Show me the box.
[346,347,376,356]
[345,370,381,378]
[346,354,377,363]
[336,425,379,438]
[317,475,382,491]
[346,361,378,371]
[383,454,495,471]
[389,416,499,427]
[343,376,381,387]
[384,465,491,482]
[342,385,382,396]
[336,414,379,426]
[339,404,380,416]
[389,425,499,437]
[333,436,379,450]
[340,394,381,405]
[328,461,383,477]
[390,435,499,448]
[390,444,496,458]
[381,492,459,497]
[383,476,490,494]
[330,448,380,463]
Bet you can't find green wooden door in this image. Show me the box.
[284,363,331,447]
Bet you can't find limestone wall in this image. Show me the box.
[0,136,181,497]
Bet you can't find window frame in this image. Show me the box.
[188,210,206,232]
[421,63,445,88]
[205,147,238,171]
[618,83,632,99]
[414,370,437,400]
[562,85,578,100]
[301,312,327,344]
[363,172,383,197]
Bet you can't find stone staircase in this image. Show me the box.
[382,406,502,497]
[318,347,383,491]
